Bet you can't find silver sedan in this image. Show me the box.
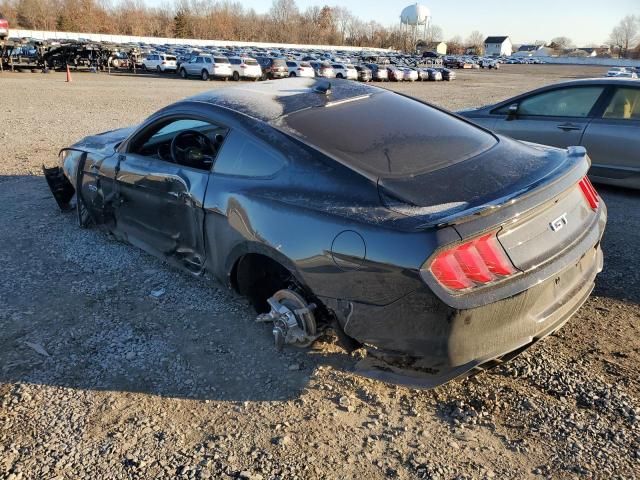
[459,78,640,189]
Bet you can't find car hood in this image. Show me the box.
[70,126,136,156]
[378,136,585,225]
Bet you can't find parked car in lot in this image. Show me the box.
[43,78,607,388]
[309,61,335,78]
[363,63,388,82]
[179,55,231,81]
[354,65,372,82]
[386,66,404,81]
[606,67,638,79]
[479,58,500,69]
[256,57,288,80]
[0,13,9,39]
[402,67,419,82]
[229,57,262,81]
[332,63,358,80]
[143,53,177,73]
[437,67,456,81]
[421,68,442,81]
[286,60,315,78]
[460,78,640,188]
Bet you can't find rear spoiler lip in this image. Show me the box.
[417,146,590,230]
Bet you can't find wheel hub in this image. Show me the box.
[256,290,318,350]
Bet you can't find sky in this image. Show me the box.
[146,0,640,46]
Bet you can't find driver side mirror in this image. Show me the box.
[507,103,519,121]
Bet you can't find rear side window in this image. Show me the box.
[214,131,285,177]
[603,87,640,120]
[516,87,605,117]
[283,91,496,177]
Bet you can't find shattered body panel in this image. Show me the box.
[45,78,607,388]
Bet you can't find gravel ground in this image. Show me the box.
[0,65,638,480]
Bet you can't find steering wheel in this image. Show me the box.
[170,130,216,168]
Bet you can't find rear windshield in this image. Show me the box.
[283,92,497,177]
[214,57,229,64]
[244,59,259,65]
[165,56,176,61]
[272,59,286,67]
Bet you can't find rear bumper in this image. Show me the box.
[331,209,606,388]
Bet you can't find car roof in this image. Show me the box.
[186,78,376,124]
[549,77,639,87]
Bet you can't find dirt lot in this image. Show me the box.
[0,65,638,480]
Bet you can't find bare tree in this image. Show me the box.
[609,15,638,58]
[550,36,574,50]
[447,35,464,55]
[465,30,484,54]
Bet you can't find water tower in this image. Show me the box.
[400,3,431,52]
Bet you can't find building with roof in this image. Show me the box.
[484,36,513,56]
[416,41,447,55]
[514,44,553,57]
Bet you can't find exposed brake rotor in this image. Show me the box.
[256,289,318,350]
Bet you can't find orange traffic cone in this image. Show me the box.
[65,64,72,83]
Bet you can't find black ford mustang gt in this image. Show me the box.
[44,78,607,388]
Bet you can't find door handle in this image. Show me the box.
[556,123,582,131]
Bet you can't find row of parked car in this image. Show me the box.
[606,66,639,79]
[142,53,456,82]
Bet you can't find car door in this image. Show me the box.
[581,85,640,181]
[490,85,608,148]
[184,56,197,75]
[113,117,224,273]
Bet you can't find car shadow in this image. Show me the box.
[0,174,357,403]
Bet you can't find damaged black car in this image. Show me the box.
[44,78,607,388]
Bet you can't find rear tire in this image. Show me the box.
[289,72,296,77]
[232,71,240,81]
[179,68,187,79]
[156,65,161,73]
[336,73,343,79]
[201,69,209,81]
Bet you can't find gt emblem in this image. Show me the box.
[550,213,568,232]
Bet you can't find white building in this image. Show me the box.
[484,36,513,56]
[514,44,554,57]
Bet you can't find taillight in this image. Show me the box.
[578,176,599,211]
[428,232,516,291]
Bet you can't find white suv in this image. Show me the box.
[286,60,315,78]
[142,54,177,73]
[229,57,262,81]
[332,63,358,80]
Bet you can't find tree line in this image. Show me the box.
[0,0,429,48]
[1,0,638,57]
